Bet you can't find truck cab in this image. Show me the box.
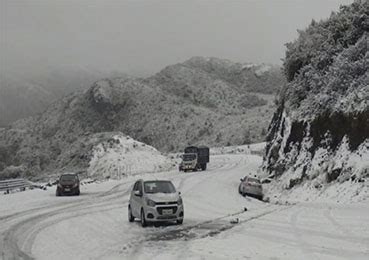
[179,146,209,172]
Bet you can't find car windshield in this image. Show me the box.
[60,175,77,181]
[144,181,176,194]
[247,177,260,183]
[183,154,196,161]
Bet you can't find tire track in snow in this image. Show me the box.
[0,154,251,260]
[124,205,288,259]
[0,181,132,260]
[289,207,320,260]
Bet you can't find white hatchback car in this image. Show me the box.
[128,179,184,227]
[238,176,263,200]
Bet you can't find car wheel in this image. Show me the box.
[240,187,245,196]
[56,190,60,196]
[177,219,183,225]
[128,205,135,222]
[141,209,147,227]
[75,189,80,196]
[238,185,242,194]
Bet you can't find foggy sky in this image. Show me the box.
[1,0,353,77]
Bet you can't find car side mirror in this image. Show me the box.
[240,178,244,182]
[134,190,142,197]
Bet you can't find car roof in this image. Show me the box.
[143,179,172,183]
[244,176,260,181]
[60,173,77,176]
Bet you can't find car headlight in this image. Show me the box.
[146,198,156,207]
[177,197,183,205]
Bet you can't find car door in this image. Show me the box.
[130,181,139,217]
[136,181,144,216]
[241,177,248,193]
[131,181,144,217]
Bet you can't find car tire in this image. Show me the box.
[141,209,147,227]
[128,205,135,222]
[56,190,60,196]
[177,219,183,225]
[75,189,80,196]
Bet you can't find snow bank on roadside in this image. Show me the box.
[263,138,369,204]
[210,142,266,155]
[87,134,175,178]
[265,178,368,204]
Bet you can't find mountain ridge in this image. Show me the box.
[0,57,285,180]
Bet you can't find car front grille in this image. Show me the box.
[157,215,177,220]
[155,201,177,205]
[157,206,178,215]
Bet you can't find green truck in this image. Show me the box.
[179,146,209,172]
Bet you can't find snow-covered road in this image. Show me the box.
[1,154,368,260]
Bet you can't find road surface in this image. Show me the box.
[1,154,368,260]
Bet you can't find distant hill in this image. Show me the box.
[0,67,123,127]
[0,57,285,179]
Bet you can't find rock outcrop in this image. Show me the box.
[263,1,369,191]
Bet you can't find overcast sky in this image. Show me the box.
[1,0,353,77]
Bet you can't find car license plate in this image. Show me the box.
[64,188,70,191]
[162,209,173,215]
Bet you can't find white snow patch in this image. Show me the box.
[264,137,369,204]
[255,64,272,76]
[210,142,266,155]
[87,134,174,178]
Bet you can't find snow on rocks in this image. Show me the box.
[87,133,175,178]
[254,64,272,76]
[264,137,369,204]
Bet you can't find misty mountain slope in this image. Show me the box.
[0,67,119,127]
[0,57,283,179]
[181,56,285,94]
[0,77,53,127]
[263,1,369,195]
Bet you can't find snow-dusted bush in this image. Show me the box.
[284,1,368,81]
[264,1,369,196]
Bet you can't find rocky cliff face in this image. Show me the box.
[0,57,284,179]
[263,2,369,191]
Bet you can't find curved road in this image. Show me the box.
[1,154,368,260]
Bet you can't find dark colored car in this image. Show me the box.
[56,173,80,196]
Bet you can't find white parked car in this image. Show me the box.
[238,176,263,200]
[128,179,184,227]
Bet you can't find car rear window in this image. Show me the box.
[247,177,260,183]
[60,175,78,181]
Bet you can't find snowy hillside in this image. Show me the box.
[0,57,284,179]
[263,1,369,197]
